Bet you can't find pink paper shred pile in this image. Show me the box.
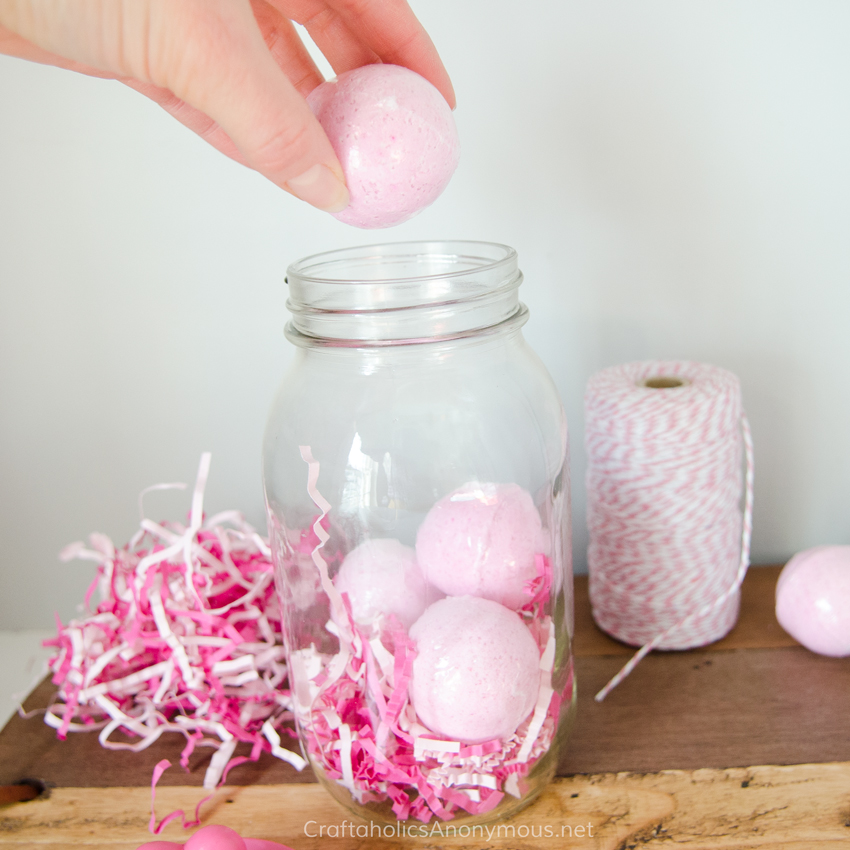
[44,453,306,796]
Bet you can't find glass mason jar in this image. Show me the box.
[263,241,575,825]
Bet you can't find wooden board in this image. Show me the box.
[5,566,847,787]
[3,764,850,849]
[3,564,850,848]
[5,642,850,787]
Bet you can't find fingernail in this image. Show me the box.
[286,164,349,213]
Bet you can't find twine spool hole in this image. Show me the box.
[640,376,689,389]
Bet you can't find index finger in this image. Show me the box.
[276,0,455,107]
[330,0,455,106]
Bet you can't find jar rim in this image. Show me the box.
[286,240,517,286]
[285,240,523,344]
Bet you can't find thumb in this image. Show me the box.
[151,0,348,211]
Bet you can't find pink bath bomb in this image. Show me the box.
[184,825,246,850]
[335,538,433,629]
[137,833,294,850]
[135,843,184,850]
[415,482,543,610]
[307,64,459,228]
[409,596,540,742]
[776,545,850,657]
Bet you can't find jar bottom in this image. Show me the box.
[306,683,577,829]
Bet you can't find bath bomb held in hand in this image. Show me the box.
[409,596,540,743]
[775,545,850,657]
[307,64,460,229]
[416,482,544,610]
[335,538,434,629]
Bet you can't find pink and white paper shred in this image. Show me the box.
[44,454,306,802]
[42,449,569,828]
[293,447,570,822]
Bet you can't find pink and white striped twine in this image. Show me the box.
[585,361,754,701]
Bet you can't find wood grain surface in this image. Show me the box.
[2,764,850,849]
[3,564,850,849]
[6,565,846,788]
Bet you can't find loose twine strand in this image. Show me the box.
[584,362,754,701]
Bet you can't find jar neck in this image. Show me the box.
[284,241,525,347]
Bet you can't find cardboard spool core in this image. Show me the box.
[641,376,688,389]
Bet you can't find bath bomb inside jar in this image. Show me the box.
[775,545,850,657]
[408,596,540,743]
[415,482,544,610]
[307,64,460,229]
[334,538,434,630]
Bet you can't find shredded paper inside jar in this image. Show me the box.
[293,446,570,822]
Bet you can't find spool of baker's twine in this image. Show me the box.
[585,361,754,701]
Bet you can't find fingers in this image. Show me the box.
[0,20,115,78]
[146,0,348,210]
[2,14,253,172]
[249,0,323,98]
[122,79,250,166]
[329,0,455,107]
[0,1,157,79]
[1,0,349,211]
[0,0,454,211]
[268,0,380,78]
[122,1,327,173]
[270,0,455,107]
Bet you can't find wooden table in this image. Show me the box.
[2,565,849,848]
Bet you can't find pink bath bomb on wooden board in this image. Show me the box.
[408,596,541,743]
[137,827,294,850]
[775,545,850,657]
[307,64,460,229]
[184,826,246,850]
[415,482,544,610]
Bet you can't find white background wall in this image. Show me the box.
[2,1,849,629]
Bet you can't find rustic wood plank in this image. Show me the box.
[3,566,848,788]
[563,646,850,773]
[6,645,849,786]
[2,764,849,849]
[2,559,848,847]
[0,677,313,789]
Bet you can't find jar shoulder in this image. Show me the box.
[263,335,566,517]
[266,337,564,451]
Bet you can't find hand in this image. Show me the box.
[0,0,455,212]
